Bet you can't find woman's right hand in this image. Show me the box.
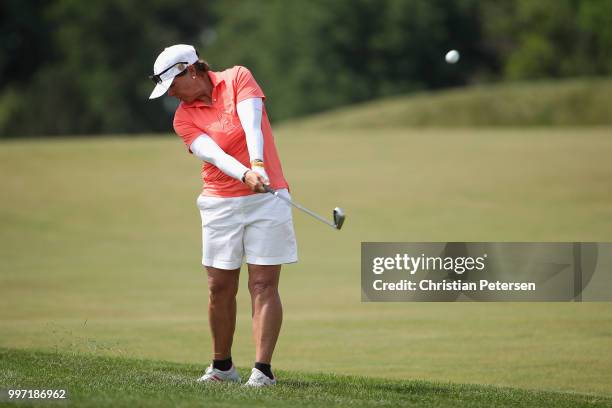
[243,170,269,193]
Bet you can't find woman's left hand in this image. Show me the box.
[243,170,269,193]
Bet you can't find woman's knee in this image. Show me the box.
[207,268,239,302]
[248,278,278,297]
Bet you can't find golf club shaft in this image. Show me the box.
[264,185,337,228]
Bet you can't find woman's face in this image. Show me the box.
[167,68,199,103]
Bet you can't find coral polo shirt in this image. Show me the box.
[173,66,289,197]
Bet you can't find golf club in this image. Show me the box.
[263,185,345,230]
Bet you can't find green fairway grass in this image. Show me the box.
[1,126,612,400]
[2,348,611,407]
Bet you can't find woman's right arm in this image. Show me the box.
[175,114,266,191]
[190,135,267,192]
[190,134,249,181]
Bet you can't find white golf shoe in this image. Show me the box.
[196,364,241,383]
[244,368,276,387]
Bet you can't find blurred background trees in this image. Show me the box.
[1,0,610,137]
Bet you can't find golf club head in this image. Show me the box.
[333,207,345,230]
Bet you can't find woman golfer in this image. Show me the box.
[149,44,297,387]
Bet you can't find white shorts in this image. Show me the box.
[196,189,298,269]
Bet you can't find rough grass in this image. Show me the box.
[286,77,612,129]
[1,348,610,408]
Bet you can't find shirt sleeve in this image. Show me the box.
[234,66,265,104]
[173,109,204,152]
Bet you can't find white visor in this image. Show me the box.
[149,78,173,99]
[149,62,189,99]
[148,45,199,99]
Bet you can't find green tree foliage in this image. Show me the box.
[578,0,612,73]
[204,0,485,120]
[481,0,612,79]
[0,0,215,137]
[0,0,610,137]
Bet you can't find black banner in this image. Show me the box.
[361,243,612,302]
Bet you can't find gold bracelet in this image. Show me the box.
[251,160,265,168]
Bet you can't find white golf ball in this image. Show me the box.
[445,49,460,64]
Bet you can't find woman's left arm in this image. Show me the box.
[237,97,269,183]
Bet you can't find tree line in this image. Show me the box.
[1,0,610,137]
